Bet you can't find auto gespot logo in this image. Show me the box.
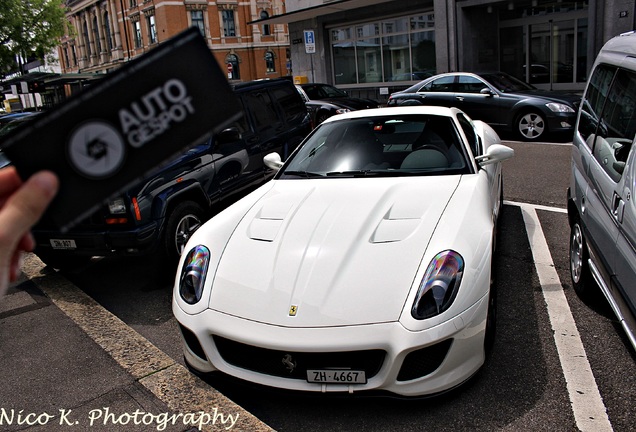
[67,79,194,179]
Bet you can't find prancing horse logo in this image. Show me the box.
[282,354,297,373]
[289,305,298,316]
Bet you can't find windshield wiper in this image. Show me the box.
[282,170,323,178]
[325,170,383,177]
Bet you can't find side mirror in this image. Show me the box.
[480,87,494,97]
[475,144,514,167]
[215,127,241,146]
[264,152,284,171]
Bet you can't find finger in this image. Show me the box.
[0,171,59,240]
[0,166,23,202]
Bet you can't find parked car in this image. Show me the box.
[0,112,41,137]
[296,83,378,125]
[173,106,514,397]
[32,78,312,270]
[567,31,636,352]
[387,71,580,141]
[0,112,36,126]
[389,70,436,82]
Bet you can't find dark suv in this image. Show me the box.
[33,78,311,269]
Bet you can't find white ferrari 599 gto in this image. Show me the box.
[173,106,514,397]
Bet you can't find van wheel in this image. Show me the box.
[516,111,546,141]
[164,201,205,261]
[569,220,594,298]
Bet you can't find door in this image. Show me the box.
[453,75,501,125]
[415,75,456,107]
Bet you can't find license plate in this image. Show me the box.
[50,239,77,250]
[307,370,366,384]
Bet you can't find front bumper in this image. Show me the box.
[173,294,489,397]
[32,220,160,257]
[545,111,576,133]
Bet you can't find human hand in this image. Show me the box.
[0,167,59,297]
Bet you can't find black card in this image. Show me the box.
[1,28,242,231]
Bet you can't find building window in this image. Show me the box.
[104,12,113,50]
[226,53,240,80]
[83,20,91,56]
[222,10,236,37]
[92,16,101,53]
[147,14,157,44]
[133,20,142,48]
[191,10,205,36]
[72,45,77,65]
[129,0,137,7]
[265,51,275,73]
[330,13,436,85]
[260,11,270,36]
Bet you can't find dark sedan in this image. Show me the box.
[296,83,378,125]
[387,72,580,141]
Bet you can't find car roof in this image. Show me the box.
[595,31,636,65]
[321,106,458,123]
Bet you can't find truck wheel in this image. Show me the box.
[164,201,205,261]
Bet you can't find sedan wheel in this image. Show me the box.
[517,111,546,141]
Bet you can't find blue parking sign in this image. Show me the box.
[304,30,316,54]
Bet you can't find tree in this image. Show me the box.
[0,0,67,77]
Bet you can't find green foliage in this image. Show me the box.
[0,0,67,77]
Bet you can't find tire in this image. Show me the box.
[484,239,497,358]
[516,110,547,141]
[316,112,330,125]
[163,201,205,262]
[484,284,497,358]
[569,219,595,299]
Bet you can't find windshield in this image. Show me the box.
[480,72,536,92]
[280,114,472,179]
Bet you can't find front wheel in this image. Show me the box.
[516,111,547,141]
[569,220,595,299]
[163,201,205,262]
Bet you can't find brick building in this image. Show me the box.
[59,0,291,81]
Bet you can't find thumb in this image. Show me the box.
[0,171,59,241]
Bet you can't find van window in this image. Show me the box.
[580,65,636,182]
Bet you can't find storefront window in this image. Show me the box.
[499,2,587,87]
[331,13,435,85]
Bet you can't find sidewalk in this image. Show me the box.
[0,254,272,432]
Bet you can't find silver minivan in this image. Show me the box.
[568,31,636,351]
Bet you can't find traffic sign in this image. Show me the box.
[304,30,316,54]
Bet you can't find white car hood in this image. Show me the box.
[209,177,460,327]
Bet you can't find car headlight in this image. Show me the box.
[108,197,127,214]
[411,250,464,320]
[546,102,574,113]
[179,245,210,305]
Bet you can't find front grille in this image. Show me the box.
[396,339,453,381]
[213,336,386,380]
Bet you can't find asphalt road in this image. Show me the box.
[57,138,635,432]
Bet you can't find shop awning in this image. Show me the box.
[249,0,390,25]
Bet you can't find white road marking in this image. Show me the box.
[504,199,567,214]
[515,203,613,432]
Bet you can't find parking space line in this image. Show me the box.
[20,254,273,432]
[517,203,613,432]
